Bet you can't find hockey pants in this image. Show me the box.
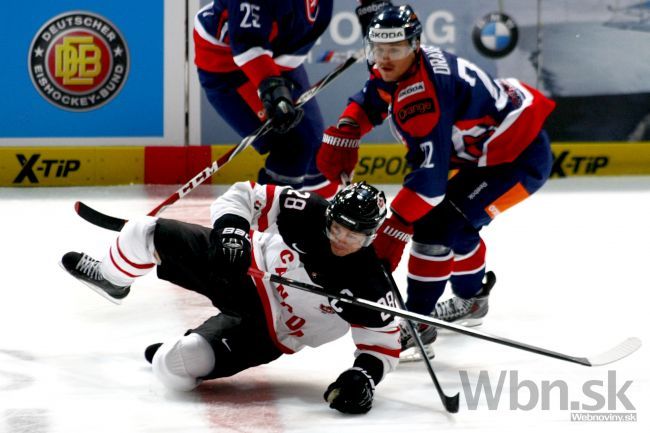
[405,131,553,315]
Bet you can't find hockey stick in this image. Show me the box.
[382,265,460,413]
[317,49,366,63]
[75,49,365,232]
[248,268,641,367]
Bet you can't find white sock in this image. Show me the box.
[100,216,158,286]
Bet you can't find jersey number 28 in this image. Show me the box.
[283,189,310,211]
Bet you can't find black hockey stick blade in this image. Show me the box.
[75,201,126,232]
[382,265,459,413]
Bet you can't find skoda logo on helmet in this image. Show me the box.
[369,27,406,43]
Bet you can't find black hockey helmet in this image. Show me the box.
[367,4,422,44]
[365,4,422,65]
[326,182,387,245]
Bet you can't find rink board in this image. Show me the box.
[1,142,650,186]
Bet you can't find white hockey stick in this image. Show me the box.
[249,268,642,367]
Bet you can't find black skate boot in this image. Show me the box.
[399,321,436,362]
[433,271,496,327]
[145,343,163,364]
[61,251,130,304]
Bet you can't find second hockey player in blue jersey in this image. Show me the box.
[316,4,556,358]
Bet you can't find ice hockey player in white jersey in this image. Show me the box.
[61,181,400,414]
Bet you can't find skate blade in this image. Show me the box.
[436,317,484,333]
[399,345,435,363]
[59,261,123,305]
[455,317,483,327]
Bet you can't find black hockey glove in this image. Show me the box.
[258,76,304,134]
[356,0,393,35]
[324,368,375,414]
[209,215,251,284]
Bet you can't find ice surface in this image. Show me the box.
[1,177,648,432]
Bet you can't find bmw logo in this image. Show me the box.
[472,12,518,58]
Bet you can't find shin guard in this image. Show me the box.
[405,242,454,315]
[450,239,486,299]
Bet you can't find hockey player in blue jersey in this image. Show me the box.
[316,4,556,357]
[193,0,391,198]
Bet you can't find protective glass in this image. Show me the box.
[326,221,376,248]
[364,39,415,64]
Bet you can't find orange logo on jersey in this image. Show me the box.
[392,62,440,138]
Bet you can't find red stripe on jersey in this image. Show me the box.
[340,101,376,136]
[193,30,239,73]
[108,247,137,278]
[391,187,436,223]
[236,81,266,121]
[453,240,486,273]
[484,83,555,166]
[408,252,453,280]
[116,238,155,270]
[258,185,277,232]
[239,55,281,88]
[356,343,401,358]
[215,10,229,44]
[269,22,279,43]
[250,250,294,354]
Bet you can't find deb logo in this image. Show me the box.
[472,12,518,59]
[13,154,80,184]
[28,11,129,111]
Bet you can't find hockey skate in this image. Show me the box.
[433,271,496,327]
[144,343,163,364]
[61,251,130,304]
[399,321,436,363]
[399,271,496,363]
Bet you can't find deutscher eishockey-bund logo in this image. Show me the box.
[28,11,129,111]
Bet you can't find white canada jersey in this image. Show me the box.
[249,230,351,351]
[211,181,401,379]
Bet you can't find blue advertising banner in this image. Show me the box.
[0,0,164,139]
